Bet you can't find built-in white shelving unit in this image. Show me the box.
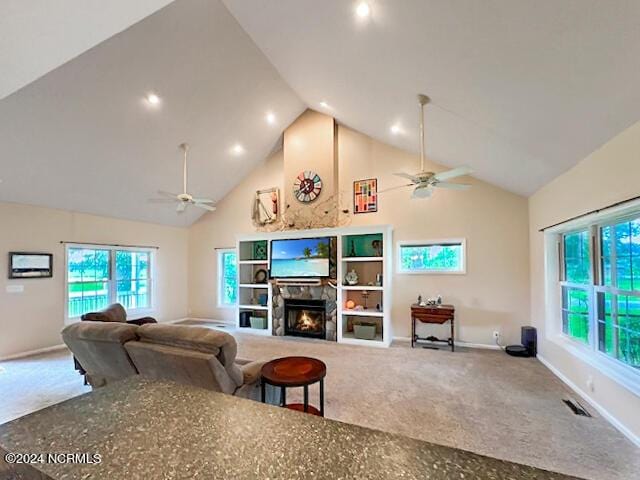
[236,225,393,347]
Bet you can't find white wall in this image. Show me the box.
[189,122,531,346]
[529,120,640,444]
[0,202,189,358]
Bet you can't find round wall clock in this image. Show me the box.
[293,170,322,203]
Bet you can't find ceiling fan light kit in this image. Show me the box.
[383,94,473,199]
[149,143,217,214]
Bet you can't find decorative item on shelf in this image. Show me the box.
[361,290,370,309]
[239,311,251,328]
[354,305,364,311]
[254,269,268,284]
[344,269,359,286]
[376,303,381,312]
[258,293,268,307]
[253,240,268,261]
[437,294,442,305]
[348,239,356,257]
[293,170,322,203]
[375,273,383,287]
[345,299,356,310]
[353,178,378,214]
[417,295,426,307]
[253,188,280,227]
[354,322,377,340]
[371,239,382,257]
[250,316,267,330]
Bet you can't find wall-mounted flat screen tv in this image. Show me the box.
[270,237,330,278]
[9,252,53,278]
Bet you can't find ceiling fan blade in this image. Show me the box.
[378,183,414,193]
[190,198,214,204]
[148,198,177,204]
[433,166,473,182]
[158,190,179,199]
[433,182,471,190]
[393,172,420,183]
[194,202,216,212]
[176,202,187,213]
[412,186,433,199]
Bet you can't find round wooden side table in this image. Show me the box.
[260,356,326,417]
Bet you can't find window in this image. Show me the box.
[218,249,237,307]
[595,217,640,368]
[66,245,153,318]
[558,215,640,370]
[560,230,591,343]
[397,240,465,274]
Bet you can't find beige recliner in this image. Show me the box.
[61,321,139,388]
[62,322,265,399]
[125,324,262,397]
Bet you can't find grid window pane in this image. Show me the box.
[400,243,463,272]
[220,251,237,306]
[67,248,110,317]
[597,293,640,368]
[601,226,612,286]
[564,231,590,284]
[561,286,589,344]
[115,251,150,310]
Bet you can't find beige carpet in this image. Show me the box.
[1,328,637,480]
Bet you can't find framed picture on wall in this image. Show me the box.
[353,178,378,214]
[8,252,53,278]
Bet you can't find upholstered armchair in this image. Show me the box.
[81,303,157,326]
[74,303,156,379]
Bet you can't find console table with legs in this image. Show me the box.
[411,304,455,351]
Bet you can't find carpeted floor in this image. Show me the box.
[1,326,638,480]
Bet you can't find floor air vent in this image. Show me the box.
[563,399,592,417]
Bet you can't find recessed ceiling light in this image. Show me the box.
[390,124,402,135]
[356,2,370,18]
[231,144,245,155]
[266,112,276,125]
[320,101,330,109]
[146,93,160,105]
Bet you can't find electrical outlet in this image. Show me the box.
[492,330,500,340]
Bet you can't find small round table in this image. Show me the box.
[260,356,326,417]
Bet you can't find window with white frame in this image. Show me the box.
[397,239,466,274]
[558,215,640,369]
[218,249,237,307]
[66,245,153,318]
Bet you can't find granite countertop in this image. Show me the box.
[0,378,580,480]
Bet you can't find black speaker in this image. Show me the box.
[521,326,537,357]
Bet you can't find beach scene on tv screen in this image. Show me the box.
[271,238,330,277]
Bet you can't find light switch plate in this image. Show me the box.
[6,285,24,293]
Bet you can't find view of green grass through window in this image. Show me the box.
[67,247,151,318]
[560,218,640,369]
[220,251,237,306]
[399,242,463,272]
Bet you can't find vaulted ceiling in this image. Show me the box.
[1,0,639,226]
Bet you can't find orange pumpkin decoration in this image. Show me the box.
[345,299,356,310]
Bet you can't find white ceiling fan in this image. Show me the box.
[382,94,473,199]
[149,143,216,213]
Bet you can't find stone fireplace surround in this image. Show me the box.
[272,284,337,341]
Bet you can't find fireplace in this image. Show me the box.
[284,299,327,339]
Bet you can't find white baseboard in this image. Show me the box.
[393,336,501,350]
[538,354,640,448]
[0,344,67,362]
[169,317,235,325]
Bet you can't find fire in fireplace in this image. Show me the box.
[284,299,327,339]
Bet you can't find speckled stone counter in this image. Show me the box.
[0,378,580,480]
